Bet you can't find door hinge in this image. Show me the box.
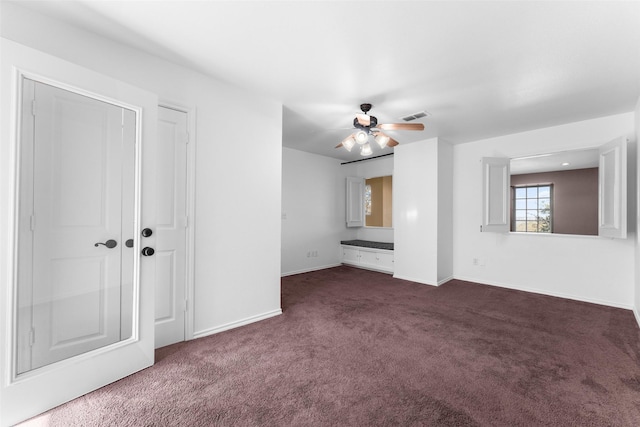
[29,328,35,346]
[31,99,37,116]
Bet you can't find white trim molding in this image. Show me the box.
[392,274,439,287]
[281,263,342,277]
[454,275,634,310]
[192,309,283,340]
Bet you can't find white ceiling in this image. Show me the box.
[510,148,599,175]
[12,0,640,162]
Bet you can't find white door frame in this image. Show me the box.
[0,39,157,427]
[158,100,197,343]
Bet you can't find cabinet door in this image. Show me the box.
[481,157,510,232]
[359,249,378,269]
[599,136,627,238]
[377,252,394,271]
[346,176,365,227]
[342,246,360,265]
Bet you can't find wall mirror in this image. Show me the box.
[15,77,137,375]
[365,175,393,227]
[510,149,599,235]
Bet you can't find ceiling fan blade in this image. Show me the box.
[387,137,400,147]
[335,142,343,148]
[356,114,370,126]
[377,123,425,131]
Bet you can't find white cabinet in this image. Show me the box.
[341,245,394,274]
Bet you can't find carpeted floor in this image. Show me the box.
[22,266,640,426]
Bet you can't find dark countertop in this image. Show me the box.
[340,240,394,251]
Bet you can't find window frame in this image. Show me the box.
[511,183,554,233]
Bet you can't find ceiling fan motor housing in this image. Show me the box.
[353,115,377,130]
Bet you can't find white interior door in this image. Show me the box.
[154,106,188,348]
[1,41,157,426]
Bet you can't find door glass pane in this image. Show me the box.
[16,79,136,374]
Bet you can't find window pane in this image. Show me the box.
[539,198,551,210]
[515,187,527,199]
[538,186,551,198]
[515,199,526,210]
[527,199,538,209]
[515,221,527,231]
[527,187,538,198]
[515,210,527,220]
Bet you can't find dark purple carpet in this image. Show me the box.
[22,266,640,426]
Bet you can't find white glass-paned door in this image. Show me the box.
[17,79,135,373]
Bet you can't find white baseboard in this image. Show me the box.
[281,263,342,277]
[437,276,454,286]
[453,275,634,310]
[192,309,282,340]
[392,274,438,287]
[633,306,640,329]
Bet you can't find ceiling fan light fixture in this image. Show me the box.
[342,135,356,152]
[354,130,368,145]
[375,134,390,149]
[360,142,372,156]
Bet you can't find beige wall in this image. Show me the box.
[382,176,393,227]
[365,176,392,227]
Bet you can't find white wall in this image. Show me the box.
[281,148,348,276]
[394,138,440,284]
[453,112,636,308]
[635,97,640,325]
[393,138,454,285]
[1,3,283,338]
[437,141,454,282]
